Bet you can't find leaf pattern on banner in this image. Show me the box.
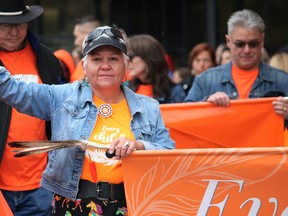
[127,148,287,216]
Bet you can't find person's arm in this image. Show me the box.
[142,103,175,150]
[184,76,205,102]
[0,66,52,120]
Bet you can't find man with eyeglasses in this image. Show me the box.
[185,9,288,121]
[0,0,63,215]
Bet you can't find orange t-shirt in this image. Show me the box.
[81,96,135,184]
[0,43,48,191]
[285,129,288,147]
[136,84,153,97]
[70,61,84,82]
[232,64,259,99]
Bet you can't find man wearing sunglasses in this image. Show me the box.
[185,9,288,120]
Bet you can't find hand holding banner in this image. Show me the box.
[160,98,284,148]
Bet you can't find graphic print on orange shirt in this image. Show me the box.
[81,96,135,184]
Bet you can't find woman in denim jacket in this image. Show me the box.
[0,26,175,216]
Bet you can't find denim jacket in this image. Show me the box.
[0,67,175,200]
[185,61,288,102]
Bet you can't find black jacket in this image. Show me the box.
[0,31,63,161]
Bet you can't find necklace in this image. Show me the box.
[98,104,113,118]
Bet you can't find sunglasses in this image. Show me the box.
[233,40,261,48]
[85,27,124,44]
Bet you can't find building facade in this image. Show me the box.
[27,0,288,67]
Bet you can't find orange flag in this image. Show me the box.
[0,191,13,216]
[160,98,284,148]
[122,147,288,216]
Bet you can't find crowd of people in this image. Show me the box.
[0,0,288,216]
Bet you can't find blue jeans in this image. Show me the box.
[1,187,53,216]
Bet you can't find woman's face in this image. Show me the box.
[220,50,231,65]
[192,50,213,75]
[128,55,148,82]
[84,45,127,90]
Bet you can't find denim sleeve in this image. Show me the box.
[153,105,175,150]
[0,66,53,120]
[138,102,175,150]
[184,76,205,102]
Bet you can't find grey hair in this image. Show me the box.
[227,9,265,35]
[82,52,129,70]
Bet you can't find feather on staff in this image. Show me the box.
[9,140,110,157]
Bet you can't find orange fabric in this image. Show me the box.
[160,98,284,149]
[70,61,84,82]
[285,129,288,147]
[0,191,13,216]
[232,64,258,99]
[125,69,132,81]
[54,49,75,76]
[0,43,48,191]
[122,147,288,215]
[81,96,135,184]
[136,84,153,97]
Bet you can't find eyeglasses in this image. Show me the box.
[233,40,261,48]
[0,23,27,32]
[85,27,124,44]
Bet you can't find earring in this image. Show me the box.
[81,76,89,87]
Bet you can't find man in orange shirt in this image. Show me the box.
[185,9,288,120]
[0,0,62,215]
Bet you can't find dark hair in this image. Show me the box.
[187,42,216,68]
[127,34,173,99]
[174,67,191,80]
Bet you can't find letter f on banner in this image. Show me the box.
[197,179,244,216]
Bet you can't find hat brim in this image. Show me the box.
[83,36,127,56]
[0,6,43,24]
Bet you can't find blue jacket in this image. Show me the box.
[157,84,186,104]
[0,67,175,200]
[185,62,288,102]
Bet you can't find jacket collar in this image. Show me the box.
[220,61,273,83]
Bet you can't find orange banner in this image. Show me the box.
[160,98,284,148]
[0,191,13,216]
[122,148,288,216]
